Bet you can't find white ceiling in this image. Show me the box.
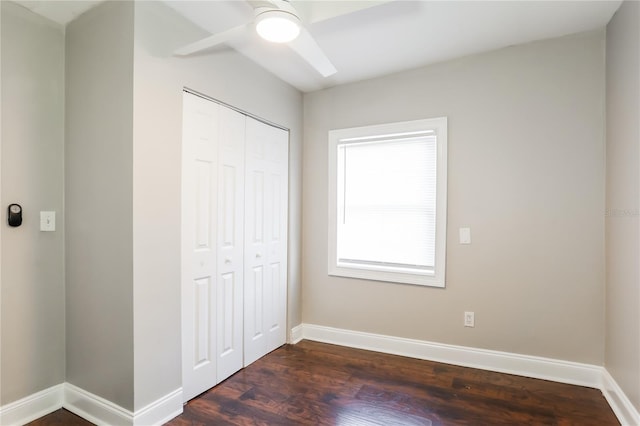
[13,0,104,26]
[15,0,622,93]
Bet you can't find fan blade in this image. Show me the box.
[288,27,336,77]
[174,24,249,56]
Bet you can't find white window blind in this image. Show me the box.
[328,117,447,287]
[337,136,437,272]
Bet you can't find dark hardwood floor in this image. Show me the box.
[30,340,619,425]
[27,408,90,426]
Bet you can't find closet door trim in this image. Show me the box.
[183,87,289,132]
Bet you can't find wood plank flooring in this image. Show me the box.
[27,408,91,426]
[29,340,619,425]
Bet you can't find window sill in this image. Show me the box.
[328,265,445,288]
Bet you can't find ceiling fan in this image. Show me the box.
[173,0,346,78]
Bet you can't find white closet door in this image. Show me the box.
[181,92,219,402]
[182,92,289,394]
[215,107,245,382]
[264,123,289,353]
[244,117,289,366]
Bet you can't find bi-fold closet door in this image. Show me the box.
[181,92,288,403]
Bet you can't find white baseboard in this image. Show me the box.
[0,384,63,426]
[0,382,183,426]
[64,382,133,425]
[601,369,640,426]
[290,324,304,344]
[301,323,603,388]
[65,383,183,426]
[133,388,183,426]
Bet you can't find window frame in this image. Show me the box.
[327,117,448,287]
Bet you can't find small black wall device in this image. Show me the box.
[8,204,22,227]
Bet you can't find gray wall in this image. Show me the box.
[2,2,302,410]
[0,1,65,404]
[65,1,135,410]
[131,2,303,409]
[605,0,640,412]
[303,30,606,364]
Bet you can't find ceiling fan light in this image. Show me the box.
[255,10,301,43]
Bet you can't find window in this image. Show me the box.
[328,118,447,287]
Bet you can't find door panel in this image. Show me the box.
[244,118,289,365]
[182,93,218,402]
[269,262,281,333]
[244,123,268,366]
[216,107,245,382]
[265,126,288,353]
[251,171,265,243]
[219,272,235,356]
[244,264,265,366]
[194,277,212,365]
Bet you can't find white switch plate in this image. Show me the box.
[464,311,475,327]
[40,211,55,232]
[459,227,471,244]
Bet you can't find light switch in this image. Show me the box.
[459,227,471,244]
[40,211,55,232]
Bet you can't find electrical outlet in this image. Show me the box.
[464,311,475,327]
